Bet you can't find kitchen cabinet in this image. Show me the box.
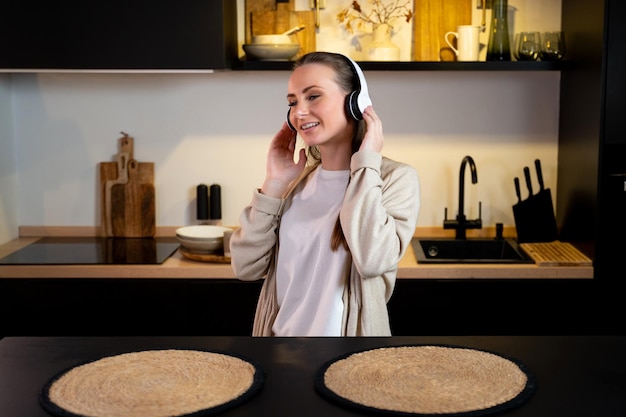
[0,0,237,71]
[0,236,598,336]
[1,277,610,337]
[557,0,623,286]
[2,0,620,338]
[0,0,562,72]
[0,279,262,336]
[389,279,608,335]
[596,0,626,285]
[555,0,625,335]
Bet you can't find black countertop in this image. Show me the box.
[1,336,625,417]
[0,237,180,265]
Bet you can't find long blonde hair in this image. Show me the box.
[292,52,367,251]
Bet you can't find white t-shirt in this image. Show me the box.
[272,166,351,336]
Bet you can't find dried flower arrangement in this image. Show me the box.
[337,0,414,33]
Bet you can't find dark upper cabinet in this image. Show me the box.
[557,0,625,282]
[596,0,626,282]
[0,0,237,70]
[603,0,626,147]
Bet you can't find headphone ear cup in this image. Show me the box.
[342,54,371,120]
[345,91,362,121]
[286,108,296,131]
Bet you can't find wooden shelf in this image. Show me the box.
[232,60,570,71]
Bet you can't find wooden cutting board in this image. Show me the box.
[245,0,277,43]
[100,134,154,184]
[103,152,129,236]
[100,133,155,237]
[246,0,315,60]
[413,0,473,61]
[520,241,593,267]
[100,134,134,235]
[180,247,231,264]
[110,159,156,238]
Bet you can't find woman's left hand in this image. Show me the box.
[359,105,384,153]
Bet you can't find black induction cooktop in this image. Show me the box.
[0,237,180,265]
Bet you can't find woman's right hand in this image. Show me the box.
[261,122,307,198]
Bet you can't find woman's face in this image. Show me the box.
[287,63,353,149]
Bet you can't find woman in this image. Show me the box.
[230,52,420,336]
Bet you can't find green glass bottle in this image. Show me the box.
[486,0,511,61]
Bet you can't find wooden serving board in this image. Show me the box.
[245,0,277,43]
[101,134,133,236]
[520,241,593,267]
[110,159,155,238]
[99,133,155,237]
[412,0,472,61]
[246,0,315,60]
[180,247,231,264]
[100,135,154,185]
[103,152,129,236]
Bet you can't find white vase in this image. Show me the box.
[368,23,401,61]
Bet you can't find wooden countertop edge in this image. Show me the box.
[14,225,521,239]
[0,247,594,280]
[0,226,594,279]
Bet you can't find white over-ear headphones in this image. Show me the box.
[287,53,372,131]
[343,55,372,121]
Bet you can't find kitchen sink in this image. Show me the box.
[412,238,534,264]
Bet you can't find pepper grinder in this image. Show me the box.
[196,184,209,224]
[486,0,511,61]
[208,184,222,225]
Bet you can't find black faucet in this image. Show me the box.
[444,155,482,239]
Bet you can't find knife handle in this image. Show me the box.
[514,177,521,202]
[535,159,545,190]
[524,166,533,197]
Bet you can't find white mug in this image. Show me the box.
[223,230,234,258]
[223,229,233,258]
[445,25,482,62]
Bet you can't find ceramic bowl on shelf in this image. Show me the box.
[243,44,300,61]
[251,25,305,45]
[175,225,233,253]
[252,34,292,44]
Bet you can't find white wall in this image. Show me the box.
[4,70,559,237]
[0,74,19,244]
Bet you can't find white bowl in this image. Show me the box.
[176,225,233,253]
[243,44,300,61]
[252,34,292,44]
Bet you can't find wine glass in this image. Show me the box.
[516,32,541,61]
[540,31,566,61]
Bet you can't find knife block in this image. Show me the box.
[513,161,558,243]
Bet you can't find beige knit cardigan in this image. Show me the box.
[230,150,420,336]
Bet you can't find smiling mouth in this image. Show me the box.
[301,122,319,130]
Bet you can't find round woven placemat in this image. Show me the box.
[40,349,263,417]
[315,344,535,417]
